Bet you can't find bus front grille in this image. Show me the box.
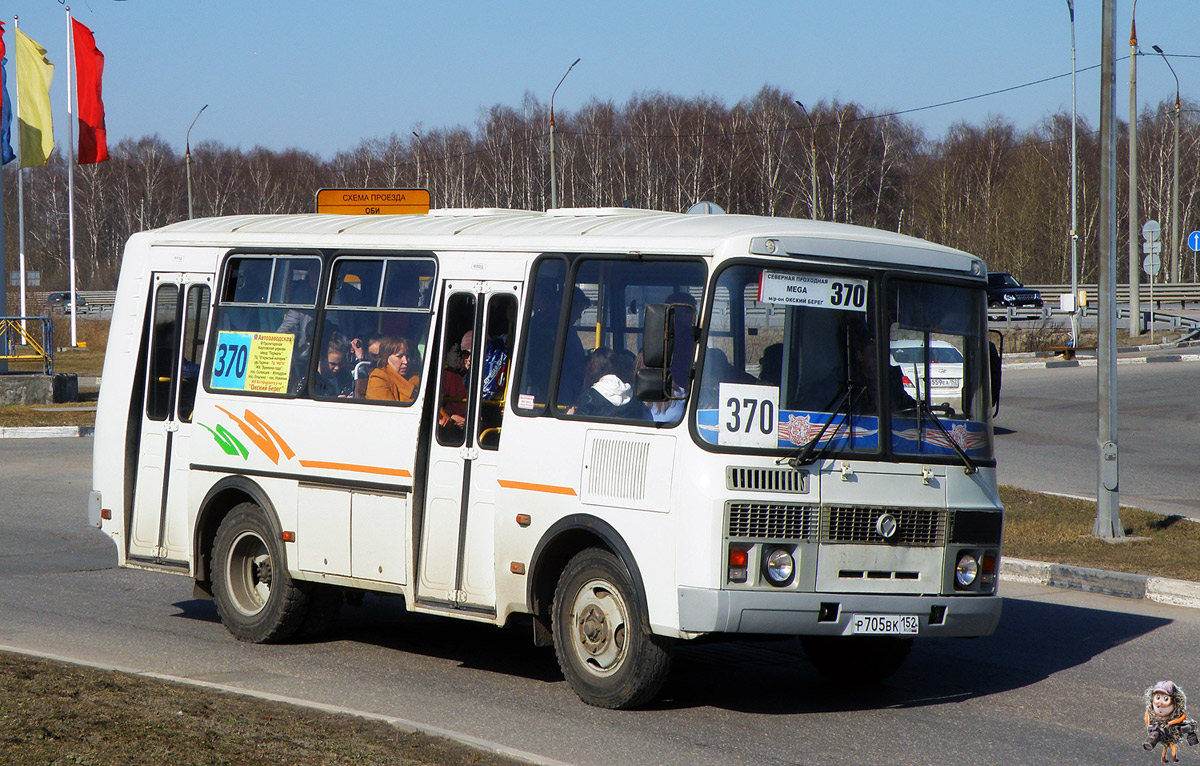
[726,466,809,494]
[726,502,819,541]
[822,506,945,546]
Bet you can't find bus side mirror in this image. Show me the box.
[635,367,671,402]
[989,338,1002,416]
[643,303,674,368]
[638,303,675,402]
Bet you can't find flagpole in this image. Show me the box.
[65,6,77,347]
[14,15,27,338]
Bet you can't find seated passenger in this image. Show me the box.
[315,335,354,398]
[572,347,649,420]
[366,336,421,403]
[635,351,686,423]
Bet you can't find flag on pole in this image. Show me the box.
[0,22,14,166]
[14,27,53,168]
[71,18,107,164]
[1,56,14,166]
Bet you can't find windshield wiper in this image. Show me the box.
[914,400,978,474]
[778,382,863,469]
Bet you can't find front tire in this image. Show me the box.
[552,549,672,709]
[212,502,310,643]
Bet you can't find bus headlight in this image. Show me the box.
[763,548,795,586]
[955,554,979,587]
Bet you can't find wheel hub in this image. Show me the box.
[577,603,611,655]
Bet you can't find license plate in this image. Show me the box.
[849,614,919,635]
[931,378,959,388]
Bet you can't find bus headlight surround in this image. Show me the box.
[955,553,979,587]
[763,548,795,586]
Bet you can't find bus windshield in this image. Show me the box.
[694,263,993,464]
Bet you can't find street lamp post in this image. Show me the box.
[794,101,819,219]
[548,58,580,210]
[186,104,208,220]
[1067,0,1080,346]
[1152,45,1181,283]
[1128,2,1140,336]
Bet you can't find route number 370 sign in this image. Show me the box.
[718,383,780,447]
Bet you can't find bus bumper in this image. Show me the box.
[677,586,1001,638]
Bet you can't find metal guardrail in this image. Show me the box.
[0,317,55,374]
[1031,283,1200,309]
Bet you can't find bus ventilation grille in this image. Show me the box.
[726,466,808,494]
[726,502,819,541]
[587,437,649,502]
[822,506,945,546]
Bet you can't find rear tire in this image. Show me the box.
[800,635,912,684]
[212,502,310,643]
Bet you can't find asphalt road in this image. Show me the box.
[2,437,1196,765]
[994,359,1200,518]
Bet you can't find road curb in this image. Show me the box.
[1002,557,1200,609]
[0,425,94,439]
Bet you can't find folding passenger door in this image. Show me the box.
[128,273,212,565]
[418,280,520,613]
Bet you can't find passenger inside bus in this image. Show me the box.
[313,334,354,398]
[438,330,471,440]
[571,347,648,420]
[365,336,420,402]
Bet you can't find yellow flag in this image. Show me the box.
[15,28,54,168]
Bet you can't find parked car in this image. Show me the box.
[890,339,964,410]
[986,272,1043,309]
[46,292,88,314]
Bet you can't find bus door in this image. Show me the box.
[128,273,212,565]
[418,280,520,612]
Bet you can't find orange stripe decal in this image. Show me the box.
[298,460,412,478]
[497,479,577,496]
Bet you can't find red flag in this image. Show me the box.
[71,18,108,164]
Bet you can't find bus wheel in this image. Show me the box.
[212,503,309,643]
[552,549,672,709]
[800,635,912,684]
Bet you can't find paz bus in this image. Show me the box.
[88,207,1003,709]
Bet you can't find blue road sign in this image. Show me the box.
[1190,230,1200,252]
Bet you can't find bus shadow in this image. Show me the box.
[171,593,1170,712]
[657,597,1170,713]
[172,593,563,683]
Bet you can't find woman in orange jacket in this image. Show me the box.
[366,336,420,402]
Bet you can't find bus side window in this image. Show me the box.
[477,293,516,450]
[437,294,476,446]
[513,257,567,416]
[177,284,211,422]
[316,256,436,406]
[147,284,180,421]
[208,254,320,398]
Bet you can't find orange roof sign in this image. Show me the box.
[315,188,430,215]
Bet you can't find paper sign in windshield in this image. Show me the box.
[718,383,779,448]
[758,271,868,312]
[211,331,296,394]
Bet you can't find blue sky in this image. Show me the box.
[6,1,1197,159]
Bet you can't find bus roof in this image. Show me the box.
[147,208,981,274]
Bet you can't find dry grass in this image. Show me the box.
[999,485,1200,581]
[995,323,1184,354]
[0,652,524,766]
[0,405,95,428]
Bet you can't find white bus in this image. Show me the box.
[89,207,1003,709]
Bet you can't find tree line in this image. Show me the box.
[3,84,1198,296]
